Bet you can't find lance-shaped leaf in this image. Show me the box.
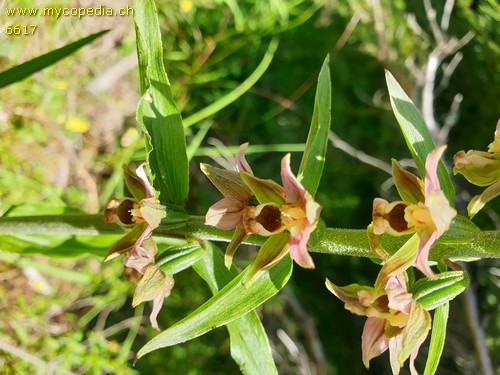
[297,55,331,196]
[0,30,109,88]
[193,243,278,375]
[423,303,449,375]
[412,270,469,311]
[157,243,206,275]
[136,253,293,359]
[134,0,188,205]
[385,70,455,205]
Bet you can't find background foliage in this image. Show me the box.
[0,0,498,374]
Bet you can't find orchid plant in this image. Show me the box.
[0,0,498,374]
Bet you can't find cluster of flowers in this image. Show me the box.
[327,145,456,374]
[101,122,497,372]
[103,163,172,330]
[203,143,457,374]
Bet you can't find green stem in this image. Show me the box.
[0,214,499,260]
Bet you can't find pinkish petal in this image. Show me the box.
[305,192,322,229]
[124,239,157,273]
[424,145,446,196]
[281,153,305,205]
[426,190,456,236]
[150,274,175,331]
[385,277,412,313]
[124,251,153,273]
[136,163,156,198]
[235,142,253,174]
[415,230,439,279]
[132,225,154,254]
[388,334,404,375]
[205,197,244,230]
[289,224,314,269]
[362,317,389,369]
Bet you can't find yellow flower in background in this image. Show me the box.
[66,116,89,133]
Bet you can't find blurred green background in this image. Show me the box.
[0,0,498,374]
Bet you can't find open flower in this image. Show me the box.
[326,235,431,375]
[241,153,321,270]
[103,163,165,261]
[103,163,171,330]
[201,143,256,267]
[203,144,321,276]
[202,143,253,231]
[372,146,456,278]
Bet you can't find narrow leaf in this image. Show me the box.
[0,30,109,89]
[134,0,189,205]
[193,243,278,375]
[385,70,455,204]
[157,243,205,275]
[423,303,449,375]
[298,55,331,196]
[136,251,293,359]
[183,38,279,128]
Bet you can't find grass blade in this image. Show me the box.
[298,55,331,196]
[0,30,109,89]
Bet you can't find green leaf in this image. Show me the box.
[136,250,293,359]
[157,243,205,275]
[193,243,278,375]
[134,0,189,205]
[385,70,455,204]
[423,303,449,375]
[298,55,331,196]
[438,215,480,246]
[0,30,109,89]
[412,271,469,310]
[0,233,117,258]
